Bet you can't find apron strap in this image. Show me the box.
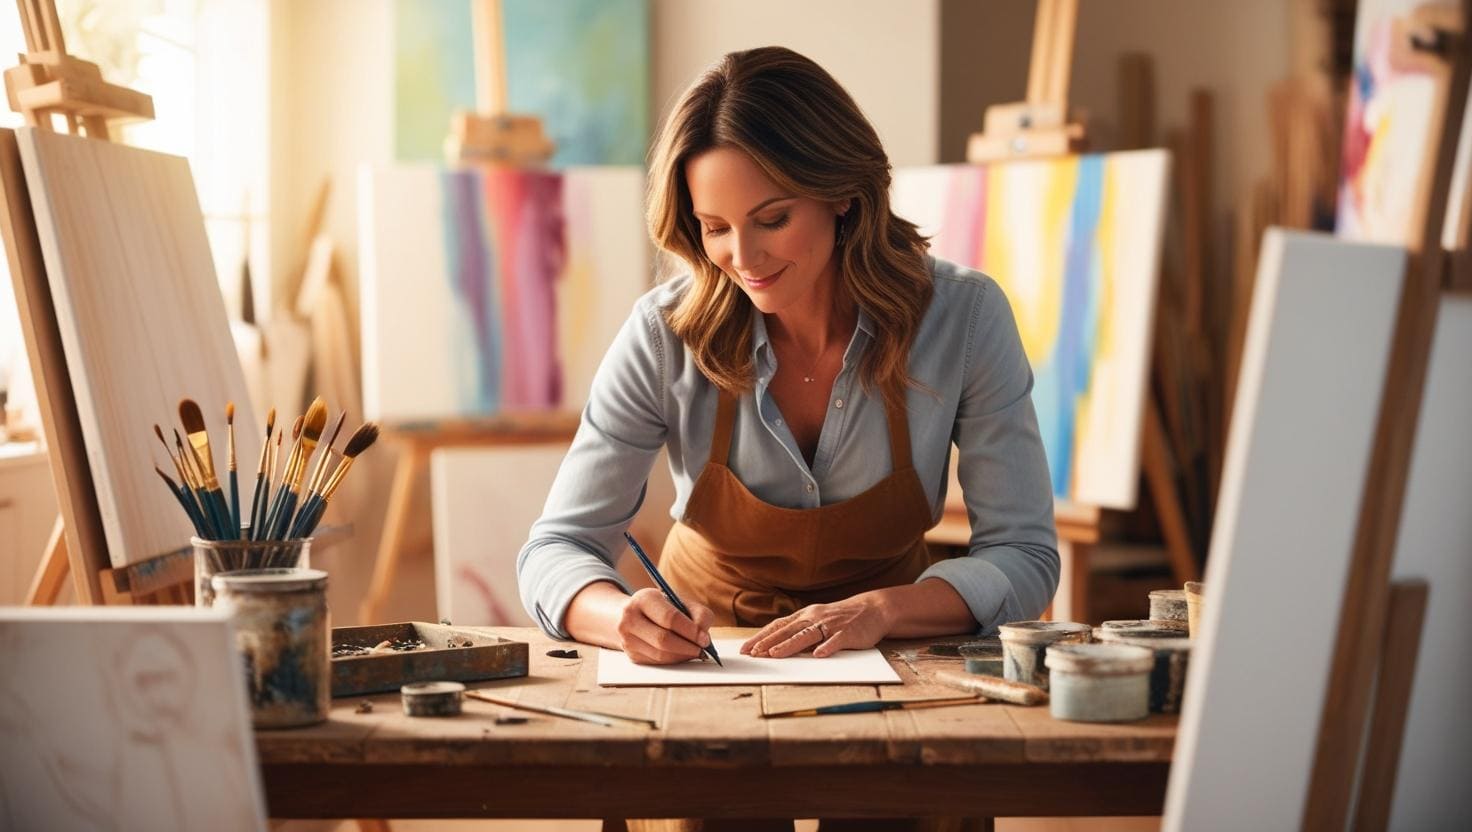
[712,388,738,465]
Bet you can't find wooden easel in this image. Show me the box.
[930,0,1199,623]
[358,0,575,624]
[0,0,186,607]
[1303,2,1471,826]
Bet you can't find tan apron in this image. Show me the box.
[659,387,935,627]
[624,389,979,832]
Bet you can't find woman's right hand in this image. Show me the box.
[617,587,716,665]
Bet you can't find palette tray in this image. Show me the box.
[331,621,528,697]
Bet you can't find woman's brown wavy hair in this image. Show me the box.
[646,46,932,409]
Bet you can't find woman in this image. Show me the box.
[517,46,1057,672]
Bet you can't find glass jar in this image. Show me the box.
[193,536,311,607]
[211,567,330,729]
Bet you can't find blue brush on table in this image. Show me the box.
[623,531,722,667]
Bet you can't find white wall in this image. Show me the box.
[1387,295,1472,829]
[651,0,940,167]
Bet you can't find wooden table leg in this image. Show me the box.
[359,445,424,624]
[25,516,67,605]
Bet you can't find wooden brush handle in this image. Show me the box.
[933,669,1049,706]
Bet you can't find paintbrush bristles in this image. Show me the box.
[289,398,329,490]
[226,402,236,472]
[178,398,220,487]
[320,423,380,501]
[255,408,276,476]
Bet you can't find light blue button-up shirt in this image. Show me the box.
[517,256,1060,638]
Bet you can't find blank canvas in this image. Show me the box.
[597,639,901,687]
[17,128,259,567]
[0,606,266,831]
[892,150,1169,509]
[1385,295,1472,828]
[1162,229,1406,830]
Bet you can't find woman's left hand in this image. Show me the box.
[740,592,891,659]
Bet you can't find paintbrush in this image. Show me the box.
[226,402,240,536]
[262,415,303,540]
[179,399,235,539]
[288,412,346,538]
[291,422,379,538]
[305,411,346,498]
[761,695,983,719]
[175,429,219,538]
[267,398,327,540]
[932,670,1049,706]
[464,691,654,729]
[247,408,276,540]
[155,424,207,530]
[154,465,207,537]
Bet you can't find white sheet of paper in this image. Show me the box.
[597,639,902,686]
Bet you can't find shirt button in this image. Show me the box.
[834,398,844,409]
[774,418,783,425]
[805,482,815,493]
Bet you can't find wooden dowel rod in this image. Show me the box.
[472,0,508,115]
[1044,0,1079,107]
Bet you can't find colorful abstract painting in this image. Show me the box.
[1337,0,1458,244]
[359,165,648,423]
[394,0,649,166]
[892,151,1169,509]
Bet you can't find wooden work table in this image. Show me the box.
[257,627,1176,821]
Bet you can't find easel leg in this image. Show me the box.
[360,446,424,624]
[1142,397,1201,585]
[25,516,67,605]
[1350,579,1430,832]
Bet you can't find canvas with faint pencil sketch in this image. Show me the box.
[0,607,267,831]
[359,164,648,423]
[597,640,902,687]
[892,150,1169,509]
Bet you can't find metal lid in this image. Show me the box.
[1045,643,1154,675]
[998,620,1092,645]
[1097,619,1188,637]
[401,681,466,697]
[210,567,327,594]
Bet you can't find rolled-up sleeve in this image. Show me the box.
[517,299,669,638]
[916,279,1060,633]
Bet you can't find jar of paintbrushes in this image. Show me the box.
[150,395,379,606]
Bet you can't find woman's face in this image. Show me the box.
[684,145,845,316]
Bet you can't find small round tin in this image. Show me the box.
[1045,643,1153,723]
[998,621,1091,691]
[401,681,466,717]
[1149,589,1188,622]
[959,638,1005,676]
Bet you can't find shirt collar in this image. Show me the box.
[750,304,876,367]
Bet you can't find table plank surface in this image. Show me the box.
[257,627,1175,819]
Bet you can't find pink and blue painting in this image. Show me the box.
[359,165,648,424]
[893,151,1169,509]
[394,0,649,166]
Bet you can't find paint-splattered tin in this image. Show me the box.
[1094,630,1193,714]
[1149,589,1188,622]
[401,681,466,717]
[998,621,1091,691]
[959,638,1005,676]
[1045,643,1153,723]
[1184,581,1205,638]
[212,568,330,729]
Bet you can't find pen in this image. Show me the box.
[623,531,723,667]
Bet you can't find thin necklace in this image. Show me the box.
[798,337,841,383]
